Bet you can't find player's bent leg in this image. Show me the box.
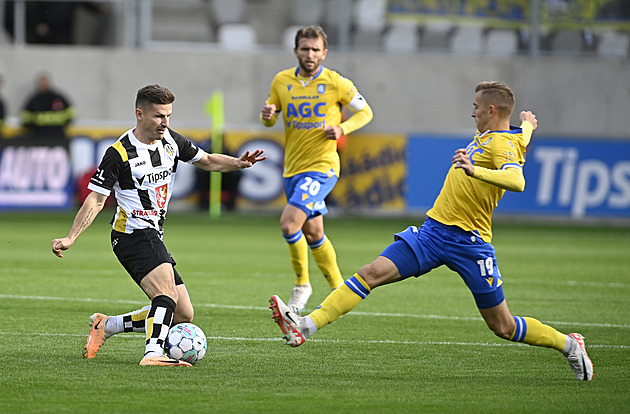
[304,216,344,290]
[173,284,194,324]
[308,235,344,290]
[477,300,516,340]
[305,254,401,331]
[269,257,401,346]
[478,299,593,380]
[140,263,179,301]
[356,255,403,289]
[282,205,311,312]
[140,264,179,361]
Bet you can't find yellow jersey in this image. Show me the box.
[427,122,533,242]
[262,66,372,177]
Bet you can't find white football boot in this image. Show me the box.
[269,295,306,347]
[566,333,594,381]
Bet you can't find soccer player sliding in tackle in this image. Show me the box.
[269,81,593,381]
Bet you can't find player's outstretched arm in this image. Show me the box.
[194,149,267,173]
[52,191,108,258]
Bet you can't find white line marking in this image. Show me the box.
[2,294,629,330]
[0,331,627,349]
[7,267,630,288]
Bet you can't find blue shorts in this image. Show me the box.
[284,171,338,219]
[380,217,505,309]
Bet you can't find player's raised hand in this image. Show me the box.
[237,149,267,168]
[261,104,276,120]
[520,111,537,130]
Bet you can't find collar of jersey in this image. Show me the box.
[294,66,323,86]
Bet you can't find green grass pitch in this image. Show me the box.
[1,210,629,413]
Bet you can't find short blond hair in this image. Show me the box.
[475,81,514,118]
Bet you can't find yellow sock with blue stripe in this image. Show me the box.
[510,316,568,351]
[309,273,371,330]
[309,234,344,289]
[284,230,309,285]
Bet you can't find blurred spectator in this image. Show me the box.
[3,1,105,45]
[27,1,75,44]
[21,73,75,139]
[0,74,6,139]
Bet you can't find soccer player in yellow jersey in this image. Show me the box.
[269,81,594,381]
[261,26,373,314]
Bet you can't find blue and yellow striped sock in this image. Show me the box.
[309,234,344,289]
[309,273,371,330]
[510,316,567,351]
[284,230,309,285]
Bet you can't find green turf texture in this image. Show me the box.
[1,211,628,413]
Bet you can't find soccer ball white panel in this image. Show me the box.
[165,323,208,365]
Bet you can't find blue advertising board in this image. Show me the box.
[407,135,630,219]
[0,138,74,209]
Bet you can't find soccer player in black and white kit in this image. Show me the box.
[52,85,266,366]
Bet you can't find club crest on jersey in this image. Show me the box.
[317,84,326,94]
[164,144,175,160]
[155,184,168,208]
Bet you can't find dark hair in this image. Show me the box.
[135,85,175,109]
[475,81,514,118]
[295,25,328,49]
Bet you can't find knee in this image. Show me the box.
[166,288,179,304]
[303,229,324,245]
[174,305,194,324]
[357,263,380,289]
[489,322,514,340]
[280,218,304,237]
[280,220,293,236]
[181,308,194,323]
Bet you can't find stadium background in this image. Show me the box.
[0,0,628,221]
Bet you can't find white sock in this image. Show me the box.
[105,315,123,336]
[144,346,163,358]
[561,334,574,356]
[303,316,318,339]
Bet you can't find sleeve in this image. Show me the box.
[472,166,525,192]
[169,128,204,163]
[87,146,123,196]
[337,76,373,135]
[520,121,534,147]
[473,129,530,192]
[261,75,281,127]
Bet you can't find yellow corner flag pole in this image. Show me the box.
[204,90,225,219]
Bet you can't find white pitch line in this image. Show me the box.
[0,331,628,349]
[2,294,629,330]
[7,267,630,289]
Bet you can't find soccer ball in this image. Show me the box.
[166,323,207,365]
